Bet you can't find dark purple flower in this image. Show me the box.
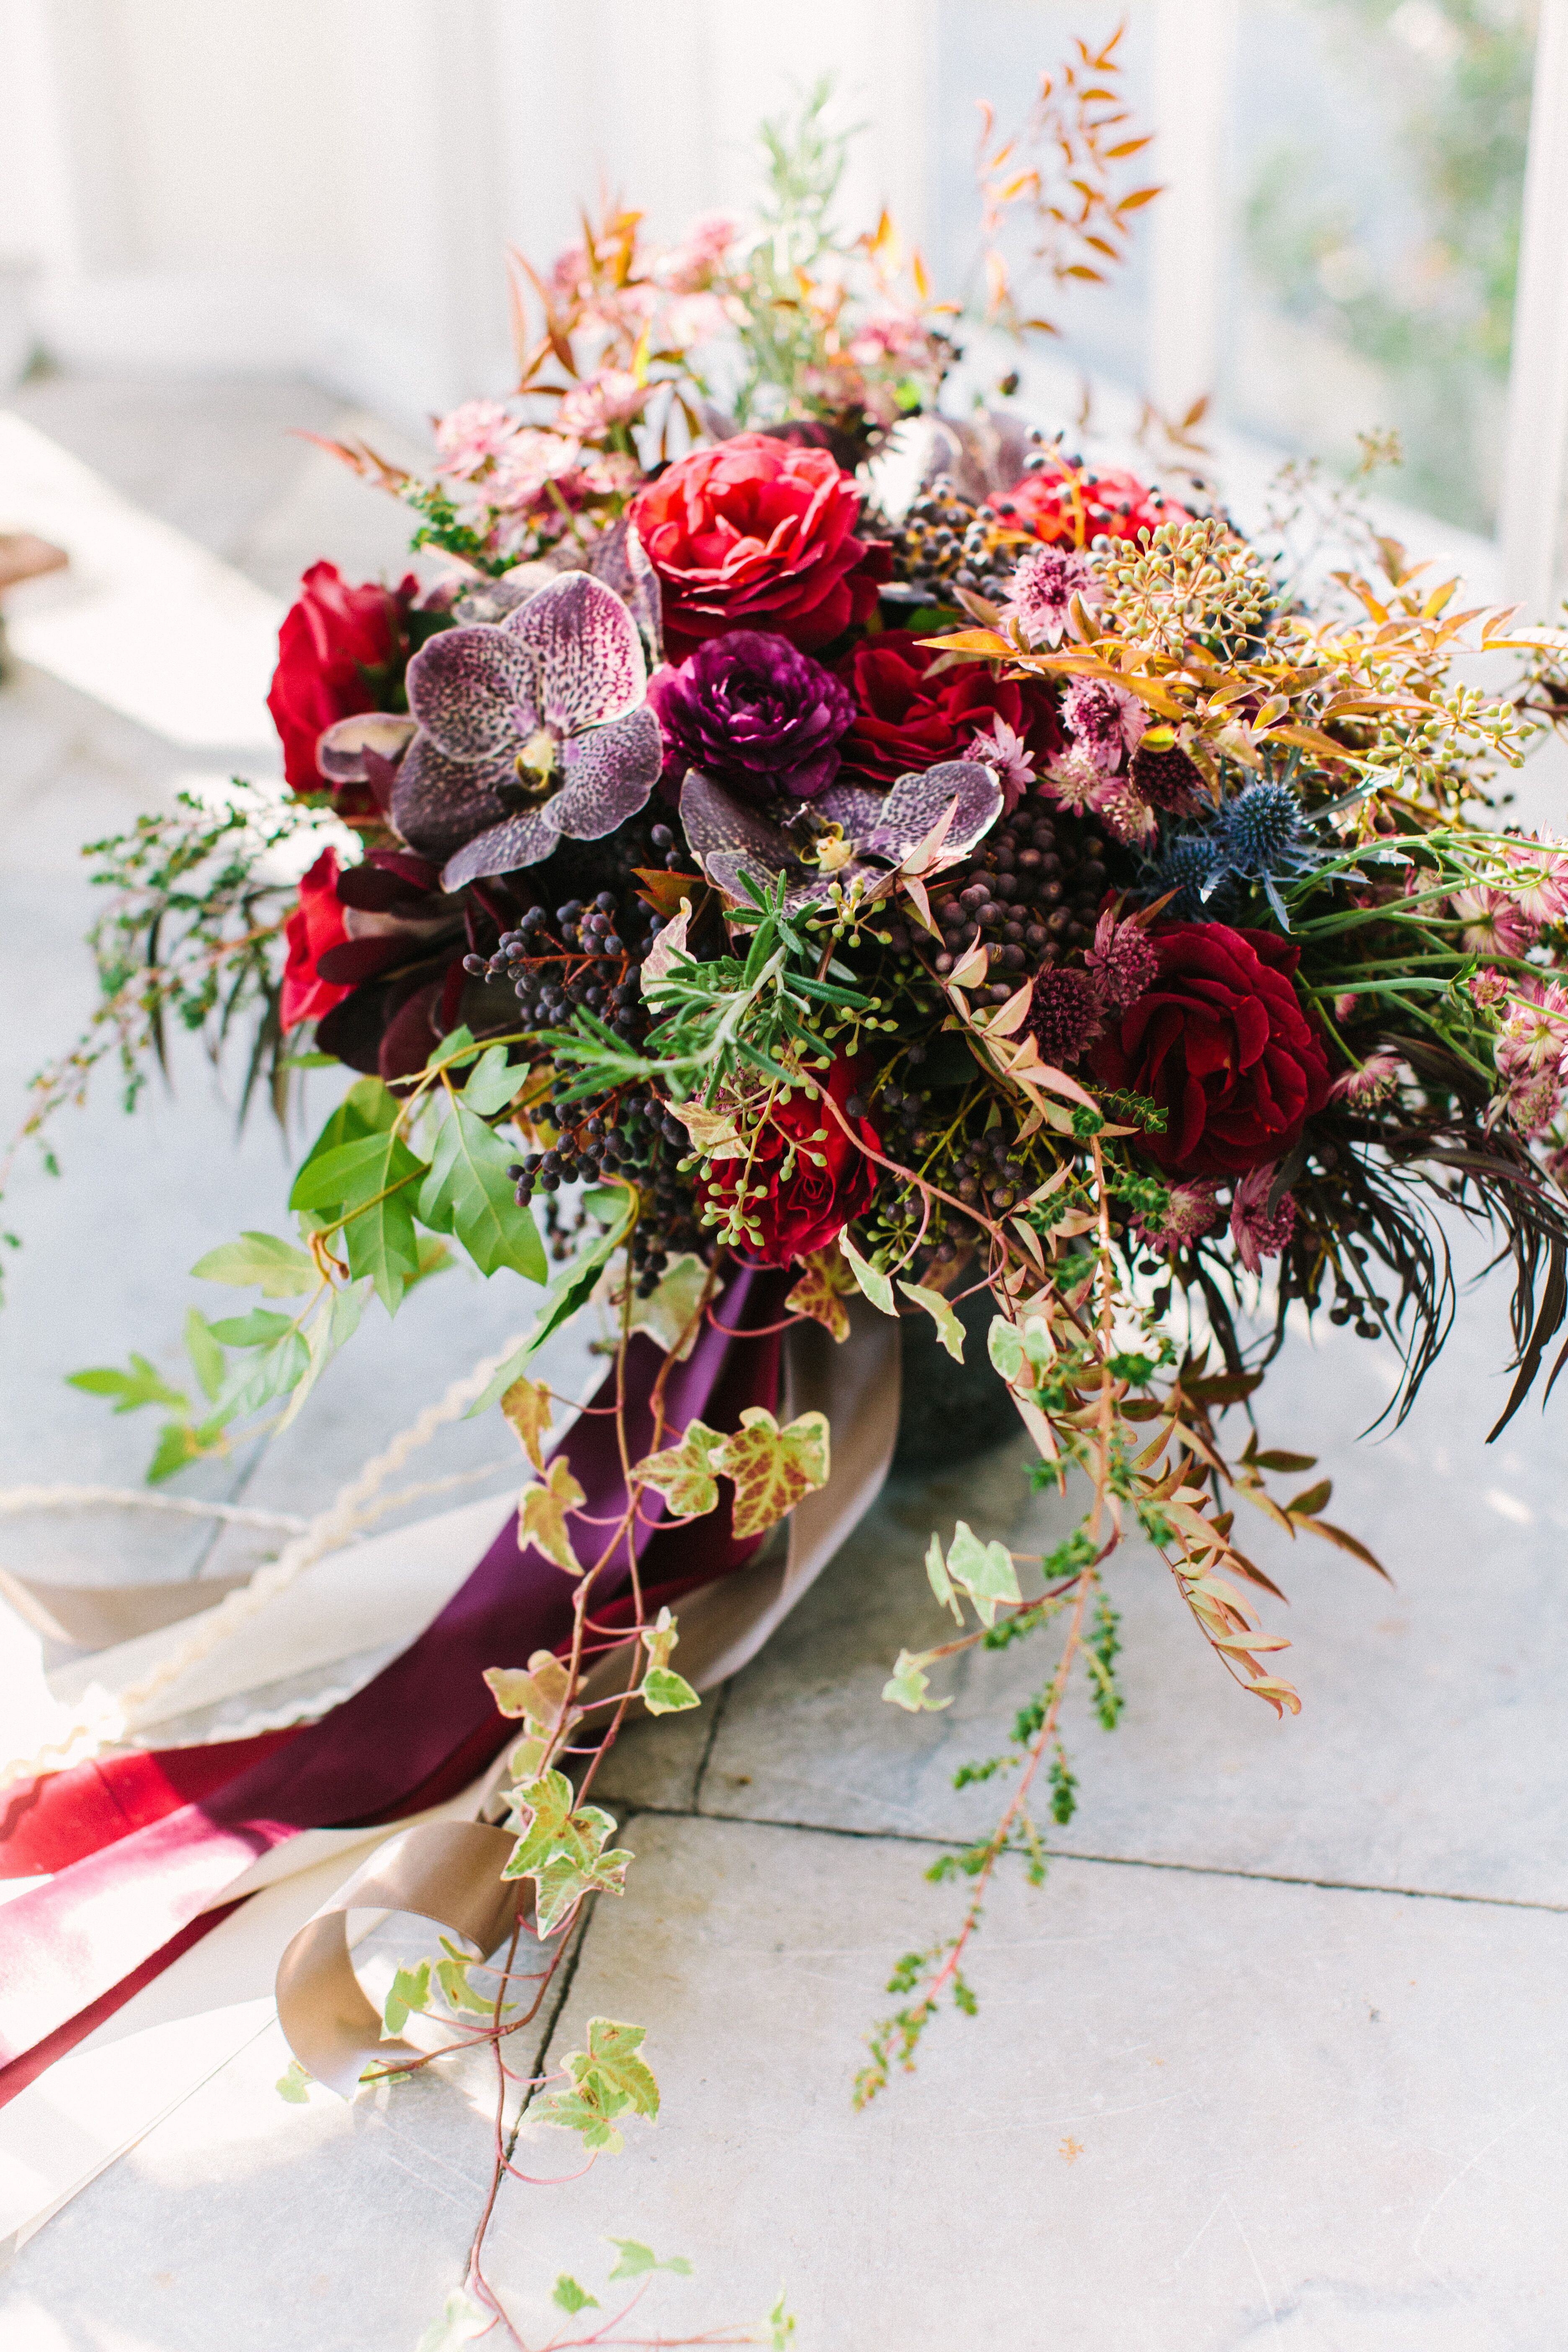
[681,759,1003,915]
[648,630,856,804]
[387,571,663,891]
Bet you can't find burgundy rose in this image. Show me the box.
[1090,923,1330,1178]
[649,630,857,804]
[699,1058,880,1265]
[266,562,415,803]
[280,850,354,1030]
[628,435,891,660]
[837,629,1059,793]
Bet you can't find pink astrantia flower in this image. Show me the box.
[1449,885,1537,959]
[1329,1052,1402,1106]
[1042,741,1103,817]
[966,714,1036,805]
[1060,676,1148,775]
[556,370,652,440]
[1501,836,1568,927]
[1133,1179,1221,1256]
[1469,966,1510,1009]
[1091,773,1157,847]
[434,399,521,480]
[998,545,1101,650]
[1229,1163,1297,1276]
[1495,974,1568,1077]
[1086,908,1159,1014]
[656,212,738,292]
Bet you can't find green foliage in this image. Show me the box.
[552,2275,600,2315]
[382,1960,432,2037]
[531,2017,660,2155]
[641,1666,701,1715]
[274,2058,312,2103]
[414,2288,490,2352]
[605,2240,693,2281]
[66,1353,186,1415]
[418,1095,546,1281]
[190,1230,316,1297]
[500,1771,633,1934]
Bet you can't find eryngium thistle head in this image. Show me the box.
[1027,964,1100,1065]
[1153,833,1237,922]
[1217,779,1306,874]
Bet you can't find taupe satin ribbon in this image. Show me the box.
[273,1819,526,2097]
[273,1299,903,2095]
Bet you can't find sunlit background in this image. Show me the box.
[0,0,1560,588]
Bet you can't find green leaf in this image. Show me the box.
[946,1520,1021,1627]
[209,1327,311,1424]
[146,1415,225,1485]
[635,1417,725,1519]
[274,2058,312,2103]
[988,1316,1024,1382]
[205,1308,295,1347]
[183,1308,226,1403]
[289,1130,427,1313]
[642,1666,701,1715]
[190,1230,316,1298]
[500,1770,633,1933]
[288,1129,423,1215]
[276,1279,369,1434]
[838,1229,895,1317]
[460,1044,522,1117]
[897,1281,965,1362]
[882,1648,952,1713]
[415,2288,489,2352]
[67,1352,187,1415]
[532,2017,660,2155]
[382,1960,431,2036]
[552,2276,600,2316]
[299,1076,397,1175]
[418,1100,544,1281]
[465,1187,638,1418]
[606,2239,693,2281]
[925,1532,962,1622]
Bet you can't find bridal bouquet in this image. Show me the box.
[10,42,1568,2343]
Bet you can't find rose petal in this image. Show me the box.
[392,732,515,861]
[440,809,564,892]
[550,703,663,841]
[507,570,647,735]
[869,760,1002,861]
[407,626,539,759]
[317,712,417,784]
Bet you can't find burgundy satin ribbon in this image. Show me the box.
[0,1265,785,2096]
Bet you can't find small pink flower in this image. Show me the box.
[1134,1179,1220,1255]
[656,212,738,292]
[966,714,1035,806]
[1469,966,1510,1009]
[1229,1163,1296,1276]
[1329,1052,1401,1106]
[1501,1067,1563,1136]
[434,399,521,480]
[556,370,650,439]
[1449,886,1537,959]
[1060,676,1148,775]
[1042,742,1103,816]
[1501,837,1568,926]
[1495,974,1568,1078]
[1092,773,1157,846]
[1086,908,1160,1013]
[998,546,1101,650]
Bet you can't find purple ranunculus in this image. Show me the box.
[648,629,857,805]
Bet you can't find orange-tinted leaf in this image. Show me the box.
[637,1418,725,1519]
[710,1406,830,1540]
[501,1374,553,1472]
[518,1455,586,1576]
[786,1248,857,1343]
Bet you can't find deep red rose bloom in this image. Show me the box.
[1090,923,1330,1178]
[266,561,413,798]
[629,435,891,660]
[837,628,1060,789]
[700,1058,880,1266]
[991,463,1189,550]
[280,849,354,1031]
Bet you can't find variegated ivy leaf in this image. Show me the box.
[637,1418,726,1519]
[945,1520,1022,1627]
[434,1935,505,2018]
[382,1960,431,2036]
[785,1247,857,1343]
[531,2016,660,2154]
[882,1647,952,1712]
[988,1315,1024,1382]
[485,1649,575,1724]
[925,1532,962,1622]
[712,1406,830,1541]
[638,1606,701,1712]
[670,1099,747,1160]
[501,1770,632,1934]
[839,1229,895,1316]
[641,1605,680,1674]
[518,1454,586,1575]
[553,2277,601,2316]
[897,1281,965,1362]
[500,1373,552,1471]
[606,2240,693,2281]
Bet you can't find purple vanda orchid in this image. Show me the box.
[347,571,662,892]
[680,759,1003,916]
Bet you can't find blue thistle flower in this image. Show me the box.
[1151,833,1238,923]
[1212,780,1325,927]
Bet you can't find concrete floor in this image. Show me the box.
[0,375,1566,2351]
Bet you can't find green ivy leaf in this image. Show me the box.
[642,1666,701,1716]
[532,2017,660,2155]
[298,1076,397,1175]
[418,1099,544,1281]
[946,1520,1021,1627]
[189,1230,316,1297]
[274,2058,312,2103]
[552,2276,600,2316]
[897,1281,965,1362]
[605,2239,693,2281]
[988,1316,1024,1382]
[183,1308,226,1402]
[67,1353,187,1415]
[205,1308,295,1347]
[414,2288,489,2352]
[882,1648,952,1712]
[839,1229,895,1316]
[925,1532,962,1622]
[382,1959,431,2037]
[500,1770,633,1933]
[460,1044,523,1117]
[290,1130,427,1313]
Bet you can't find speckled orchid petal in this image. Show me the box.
[549,703,663,842]
[391,733,514,863]
[505,570,646,737]
[815,781,889,838]
[406,624,540,760]
[680,769,796,868]
[439,808,564,892]
[316,712,417,786]
[869,760,1002,863]
[703,846,839,916]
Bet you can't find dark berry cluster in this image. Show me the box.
[926,789,1118,1003]
[887,477,1026,604]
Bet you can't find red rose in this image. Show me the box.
[266,562,412,798]
[837,628,1059,789]
[629,435,890,660]
[281,850,355,1030]
[700,1059,880,1266]
[1090,923,1330,1178]
[991,463,1189,549]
